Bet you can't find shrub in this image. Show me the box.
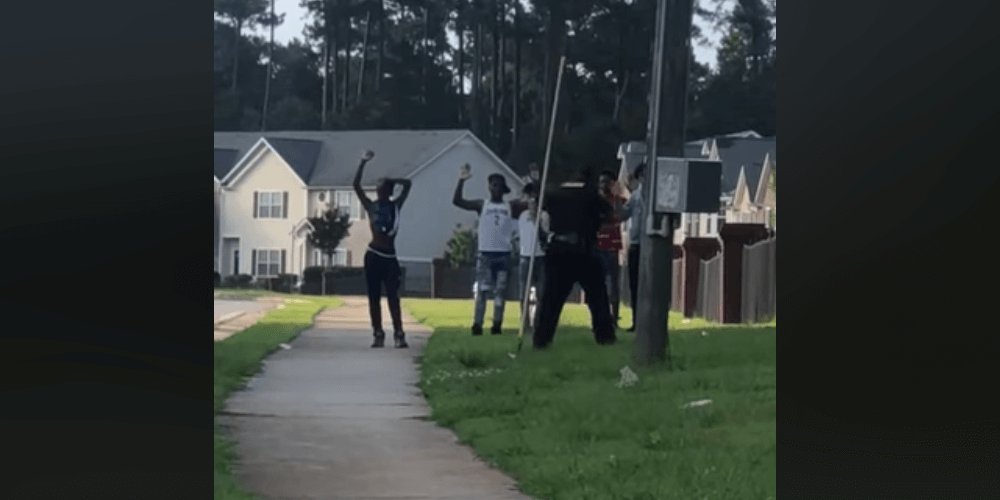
[255,274,298,293]
[443,224,477,269]
[301,266,365,295]
[222,274,253,288]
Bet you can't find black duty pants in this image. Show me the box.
[533,242,617,348]
[364,250,403,334]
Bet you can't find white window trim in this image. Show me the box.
[312,247,349,267]
[334,190,363,221]
[256,248,283,277]
[334,248,348,267]
[257,189,285,219]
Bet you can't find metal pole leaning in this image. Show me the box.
[517,55,567,352]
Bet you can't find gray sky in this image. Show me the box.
[255,0,728,70]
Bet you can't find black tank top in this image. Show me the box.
[368,200,400,255]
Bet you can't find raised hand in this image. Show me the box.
[459,163,472,180]
[362,150,375,161]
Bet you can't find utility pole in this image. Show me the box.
[633,0,695,367]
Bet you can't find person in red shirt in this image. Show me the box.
[596,169,627,329]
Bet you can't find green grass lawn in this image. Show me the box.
[404,298,776,500]
[214,296,343,500]
[214,288,308,300]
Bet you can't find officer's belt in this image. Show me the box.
[551,233,581,245]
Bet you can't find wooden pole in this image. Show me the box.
[517,55,566,351]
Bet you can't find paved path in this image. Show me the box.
[215,299,269,323]
[214,297,284,342]
[220,296,535,500]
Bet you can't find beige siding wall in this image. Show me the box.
[303,188,374,268]
[220,146,307,276]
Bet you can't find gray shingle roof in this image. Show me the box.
[712,137,775,195]
[214,148,239,179]
[214,130,470,186]
[685,144,707,159]
[265,137,323,183]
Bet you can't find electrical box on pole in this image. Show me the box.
[651,158,722,215]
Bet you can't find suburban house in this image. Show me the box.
[214,130,525,285]
[614,131,776,245]
[215,148,240,274]
[680,134,776,242]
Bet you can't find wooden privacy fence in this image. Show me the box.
[671,258,683,311]
[696,253,724,323]
[741,237,776,323]
[620,258,683,312]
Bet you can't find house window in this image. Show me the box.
[335,191,361,220]
[257,191,284,219]
[313,249,349,267]
[256,249,281,277]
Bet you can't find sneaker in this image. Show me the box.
[371,331,386,348]
[472,324,483,336]
[394,331,408,348]
[491,323,503,335]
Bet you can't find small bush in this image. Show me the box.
[301,266,365,295]
[222,274,253,289]
[255,274,298,293]
[443,224,477,269]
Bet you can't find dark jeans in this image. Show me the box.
[628,244,640,327]
[364,250,403,334]
[595,248,621,324]
[533,242,616,348]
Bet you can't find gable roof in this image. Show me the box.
[753,152,775,204]
[214,130,471,187]
[685,143,707,159]
[266,137,323,183]
[711,137,776,195]
[214,148,240,179]
[732,166,750,207]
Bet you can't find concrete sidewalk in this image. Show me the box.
[220,296,535,500]
[214,297,285,342]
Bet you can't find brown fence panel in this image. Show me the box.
[671,258,683,311]
[696,254,723,323]
[741,237,776,323]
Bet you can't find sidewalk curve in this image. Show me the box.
[220,296,536,500]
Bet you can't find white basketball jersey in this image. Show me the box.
[479,200,514,252]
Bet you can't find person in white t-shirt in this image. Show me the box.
[515,182,549,331]
[453,164,529,336]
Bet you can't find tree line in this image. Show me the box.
[214,0,775,177]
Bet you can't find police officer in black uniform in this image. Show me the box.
[532,166,617,349]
